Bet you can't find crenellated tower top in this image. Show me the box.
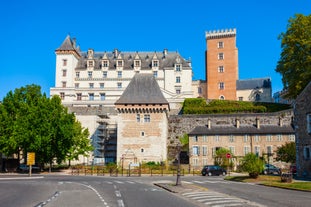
[205,28,236,40]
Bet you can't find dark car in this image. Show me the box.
[263,164,281,175]
[201,165,227,176]
[17,164,40,173]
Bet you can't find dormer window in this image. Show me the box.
[135,60,140,67]
[88,60,94,68]
[117,60,123,67]
[102,60,109,68]
[176,64,181,72]
[153,60,159,67]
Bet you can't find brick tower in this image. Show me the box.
[205,29,238,100]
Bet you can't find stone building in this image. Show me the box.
[294,82,311,179]
[167,110,294,168]
[115,74,169,166]
[50,35,192,164]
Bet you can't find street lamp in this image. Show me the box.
[175,143,182,186]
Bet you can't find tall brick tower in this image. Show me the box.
[205,29,238,100]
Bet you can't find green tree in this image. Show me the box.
[0,85,93,168]
[276,142,296,163]
[179,133,189,151]
[276,14,311,99]
[240,153,264,178]
[214,148,233,169]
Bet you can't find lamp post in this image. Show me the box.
[175,143,181,186]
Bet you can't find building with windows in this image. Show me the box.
[115,74,169,165]
[188,116,295,169]
[204,29,273,102]
[50,35,192,164]
[294,82,311,179]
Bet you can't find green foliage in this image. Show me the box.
[276,142,296,163]
[179,133,189,151]
[214,148,233,169]
[182,99,291,114]
[276,14,311,99]
[240,153,264,178]
[0,84,93,166]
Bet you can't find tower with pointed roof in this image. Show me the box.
[115,74,169,165]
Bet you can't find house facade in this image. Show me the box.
[294,82,311,179]
[186,114,295,169]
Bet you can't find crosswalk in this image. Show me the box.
[182,191,264,207]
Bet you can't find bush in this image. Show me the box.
[240,153,264,178]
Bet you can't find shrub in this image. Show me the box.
[240,153,264,178]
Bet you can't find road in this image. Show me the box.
[0,174,310,207]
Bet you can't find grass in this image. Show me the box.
[225,175,311,191]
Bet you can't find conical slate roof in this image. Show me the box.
[115,73,168,105]
[56,35,77,51]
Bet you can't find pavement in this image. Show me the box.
[154,181,208,194]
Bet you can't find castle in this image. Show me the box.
[50,29,281,166]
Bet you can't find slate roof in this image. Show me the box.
[56,35,78,51]
[115,73,169,105]
[237,78,271,90]
[188,125,294,135]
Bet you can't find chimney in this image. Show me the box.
[256,118,260,129]
[236,118,240,128]
[207,119,211,129]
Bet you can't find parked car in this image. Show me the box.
[263,164,281,175]
[290,164,296,175]
[201,165,227,176]
[17,164,40,173]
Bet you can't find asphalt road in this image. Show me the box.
[0,174,310,207]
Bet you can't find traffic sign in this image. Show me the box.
[27,152,35,165]
[226,153,231,158]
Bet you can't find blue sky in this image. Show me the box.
[0,0,310,100]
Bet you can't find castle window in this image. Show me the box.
[176,76,181,83]
[88,71,92,78]
[135,60,140,67]
[60,92,65,100]
[288,134,295,141]
[76,72,80,78]
[153,60,158,67]
[244,135,249,142]
[229,146,235,154]
[254,135,260,142]
[276,134,282,141]
[117,60,123,67]
[238,97,243,101]
[77,93,82,101]
[198,87,202,94]
[218,41,224,48]
[117,82,122,89]
[267,146,272,154]
[88,60,94,67]
[219,82,224,90]
[118,71,122,78]
[141,148,144,152]
[100,83,104,88]
[218,66,224,73]
[100,93,105,101]
[193,136,198,142]
[75,83,79,88]
[176,64,181,72]
[176,89,181,94]
[304,146,311,160]
[62,59,67,66]
[103,71,107,78]
[89,83,94,88]
[218,53,224,60]
[62,81,66,88]
[141,131,145,136]
[214,135,220,142]
[219,95,225,100]
[102,60,108,67]
[62,69,67,77]
[136,114,140,122]
[89,93,94,101]
[153,71,158,78]
[144,114,150,122]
